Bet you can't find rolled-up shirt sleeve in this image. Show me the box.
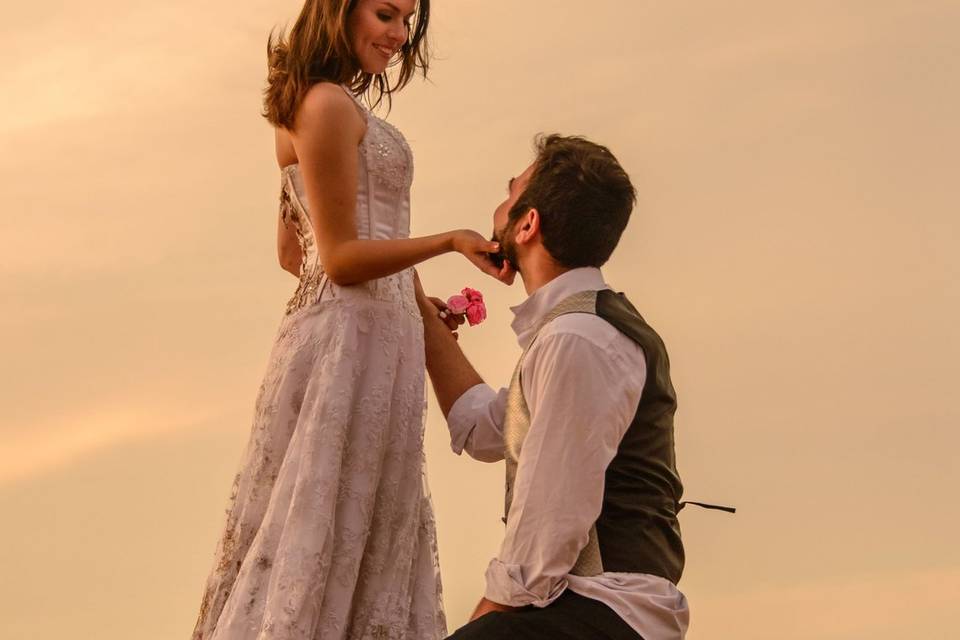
[483,326,646,608]
[446,383,508,462]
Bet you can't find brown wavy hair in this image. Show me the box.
[263,0,430,128]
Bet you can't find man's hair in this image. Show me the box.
[508,134,636,269]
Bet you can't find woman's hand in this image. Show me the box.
[451,230,514,284]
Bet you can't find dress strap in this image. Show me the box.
[339,84,369,122]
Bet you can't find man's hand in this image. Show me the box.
[413,272,464,338]
[432,297,466,337]
[469,597,522,622]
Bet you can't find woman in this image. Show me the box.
[192,1,505,638]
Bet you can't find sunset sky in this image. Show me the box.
[1,1,958,638]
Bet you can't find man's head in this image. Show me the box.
[491,134,636,277]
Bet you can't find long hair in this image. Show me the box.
[263,0,430,129]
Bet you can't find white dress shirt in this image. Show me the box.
[447,267,690,640]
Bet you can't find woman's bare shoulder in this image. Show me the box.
[297,82,364,131]
[276,83,358,167]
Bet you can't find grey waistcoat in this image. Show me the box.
[503,289,686,583]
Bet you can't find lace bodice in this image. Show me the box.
[279,88,415,315]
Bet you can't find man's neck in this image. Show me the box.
[519,258,572,296]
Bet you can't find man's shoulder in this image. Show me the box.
[537,312,644,362]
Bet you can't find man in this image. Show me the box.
[415,134,691,639]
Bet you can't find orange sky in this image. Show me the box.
[1,1,958,638]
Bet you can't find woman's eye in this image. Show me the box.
[377,12,391,22]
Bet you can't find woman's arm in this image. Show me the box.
[277,212,302,277]
[291,83,502,286]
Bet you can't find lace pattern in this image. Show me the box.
[280,169,327,314]
[360,116,414,193]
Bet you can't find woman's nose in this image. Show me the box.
[387,21,407,44]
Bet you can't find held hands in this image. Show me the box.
[451,230,517,285]
[413,272,465,339]
[433,297,465,340]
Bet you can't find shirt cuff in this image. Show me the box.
[483,557,567,609]
[447,383,496,455]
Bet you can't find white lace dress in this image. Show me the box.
[192,90,446,640]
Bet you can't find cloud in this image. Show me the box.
[0,400,223,487]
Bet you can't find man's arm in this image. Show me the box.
[415,276,508,461]
[415,277,484,418]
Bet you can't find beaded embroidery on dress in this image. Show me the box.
[192,86,446,640]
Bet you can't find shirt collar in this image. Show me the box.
[509,267,609,349]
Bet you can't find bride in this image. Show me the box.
[191,1,508,638]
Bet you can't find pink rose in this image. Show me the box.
[462,287,484,303]
[465,300,487,326]
[446,294,470,315]
[444,287,487,327]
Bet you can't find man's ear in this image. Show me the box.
[515,208,540,244]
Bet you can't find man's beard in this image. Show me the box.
[490,224,520,273]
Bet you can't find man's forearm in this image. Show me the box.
[421,305,485,418]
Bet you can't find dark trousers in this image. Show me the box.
[446,590,644,640]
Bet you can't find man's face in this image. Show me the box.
[490,162,536,270]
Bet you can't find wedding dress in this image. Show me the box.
[192,87,446,640]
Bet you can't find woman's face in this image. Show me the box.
[347,0,416,75]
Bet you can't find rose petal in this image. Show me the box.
[466,301,487,326]
[462,287,484,303]
[446,295,470,315]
